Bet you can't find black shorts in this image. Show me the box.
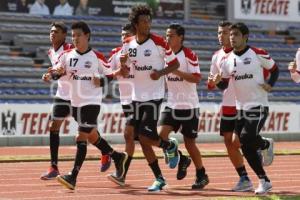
[235,106,269,144]
[159,107,200,139]
[122,103,135,126]
[51,98,71,120]
[72,105,100,132]
[220,114,237,135]
[132,99,163,140]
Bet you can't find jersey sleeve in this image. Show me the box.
[95,51,112,76]
[185,48,201,76]
[210,53,220,75]
[108,49,118,71]
[53,51,67,70]
[253,47,276,70]
[219,56,230,79]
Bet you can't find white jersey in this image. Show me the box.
[48,43,73,100]
[292,48,300,83]
[221,46,276,110]
[109,47,134,105]
[55,48,112,107]
[166,47,200,109]
[122,34,178,102]
[209,47,236,115]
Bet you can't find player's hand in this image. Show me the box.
[288,61,297,73]
[150,69,161,80]
[120,66,129,78]
[92,75,101,87]
[47,67,53,73]
[42,73,51,82]
[260,83,272,92]
[207,73,215,86]
[213,73,222,85]
[120,53,128,67]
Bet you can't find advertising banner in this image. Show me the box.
[234,0,300,22]
[1,103,299,137]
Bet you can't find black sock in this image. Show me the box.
[71,141,87,178]
[93,136,113,155]
[149,159,163,179]
[124,156,133,178]
[158,138,173,150]
[258,175,270,182]
[50,131,59,168]
[196,167,206,179]
[236,166,249,179]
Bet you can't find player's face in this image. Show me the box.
[50,26,66,44]
[121,30,133,43]
[72,29,89,48]
[166,28,182,49]
[218,26,230,47]
[230,29,247,51]
[135,15,151,36]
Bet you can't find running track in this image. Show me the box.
[0,155,300,199]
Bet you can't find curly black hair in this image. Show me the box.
[128,5,152,26]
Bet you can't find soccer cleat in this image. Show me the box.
[107,173,125,187]
[232,176,254,192]
[100,154,112,172]
[192,174,209,190]
[255,179,272,195]
[177,155,191,180]
[166,137,179,169]
[148,177,166,192]
[114,152,128,178]
[261,137,274,166]
[40,166,60,180]
[56,173,76,190]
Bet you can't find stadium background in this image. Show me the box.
[0,0,299,145]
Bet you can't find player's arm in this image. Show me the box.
[289,51,300,83]
[207,54,219,90]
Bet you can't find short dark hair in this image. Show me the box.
[168,23,185,41]
[51,21,67,33]
[71,21,91,34]
[230,22,249,35]
[218,21,232,27]
[128,5,152,26]
[122,23,134,33]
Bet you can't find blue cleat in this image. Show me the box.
[166,137,179,169]
[148,177,166,192]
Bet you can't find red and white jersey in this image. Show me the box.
[166,47,200,109]
[48,42,73,100]
[55,48,112,107]
[221,46,276,110]
[122,33,178,102]
[292,48,300,83]
[109,47,134,105]
[210,47,236,115]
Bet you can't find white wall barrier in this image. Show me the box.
[0,103,300,146]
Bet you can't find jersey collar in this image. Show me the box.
[233,45,250,56]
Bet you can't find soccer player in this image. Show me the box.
[207,21,253,191]
[41,21,73,180]
[159,23,209,189]
[100,24,135,177]
[109,5,180,192]
[288,51,300,83]
[52,21,127,190]
[218,22,279,195]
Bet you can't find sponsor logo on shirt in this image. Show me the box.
[134,65,152,71]
[243,57,251,65]
[234,73,253,81]
[144,49,152,57]
[167,76,183,81]
[73,75,92,80]
[84,61,92,68]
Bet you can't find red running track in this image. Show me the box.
[0,155,299,199]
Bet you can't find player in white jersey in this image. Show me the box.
[40,22,74,180]
[106,24,136,185]
[51,21,128,190]
[207,21,252,192]
[157,23,208,189]
[218,23,279,195]
[288,49,300,83]
[108,5,180,192]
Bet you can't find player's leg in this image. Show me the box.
[41,98,71,180]
[221,114,253,191]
